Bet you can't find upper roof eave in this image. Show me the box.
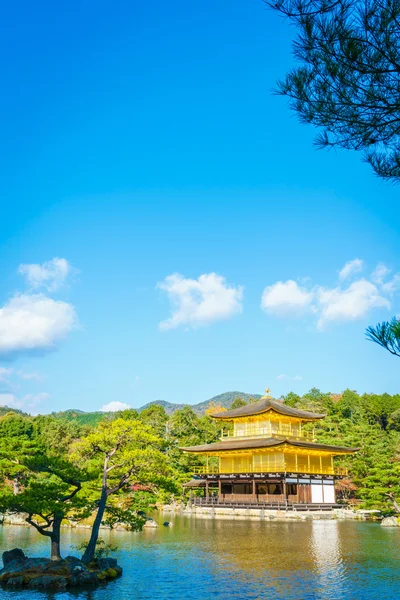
[180,437,358,454]
[210,397,326,421]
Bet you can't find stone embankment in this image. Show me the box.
[0,512,132,530]
[161,503,382,521]
[0,548,122,591]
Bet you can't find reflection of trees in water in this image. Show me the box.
[193,519,320,596]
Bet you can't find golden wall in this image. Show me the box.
[219,452,333,475]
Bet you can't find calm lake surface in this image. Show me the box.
[0,514,399,599]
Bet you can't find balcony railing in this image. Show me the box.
[192,497,341,509]
[221,426,315,442]
[334,467,348,476]
[192,465,348,476]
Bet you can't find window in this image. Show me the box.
[235,423,245,436]
[221,483,232,494]
[310,455,321,473]
[232,484,252,495]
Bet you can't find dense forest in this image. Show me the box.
[0,387,399,558]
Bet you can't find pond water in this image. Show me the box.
[0,514,399,599]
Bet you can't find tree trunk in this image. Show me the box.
[50,515,62,561]
[81,487,108,565]
[13,474,21,495]
[388,493,400,513]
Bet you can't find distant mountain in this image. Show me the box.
[190,391,262,414]
[138,391,262,415]
[138,400,188,415]
[0,391,263,424]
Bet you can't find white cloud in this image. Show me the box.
[0,393,24,409]
[339,258,364,281]
[18,258,74,291]
[262,259,398,330]
[16,370,43,382]
[276,374,302,381]
[22,392,50,407]
[101,401,132,412]
[382,273,400,294]
[0,391,50,413]
[158,272,244,330]
[371,263,391,285]
[0,367,13,381]
[23,392,50,402]
[261,280,314,316]
[0,294,77,357]
[317,280,390,329]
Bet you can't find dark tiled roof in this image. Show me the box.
[180,437,357,454]
[182,479,206,488]
[211,397,325,421]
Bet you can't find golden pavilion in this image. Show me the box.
[181,392,357,508]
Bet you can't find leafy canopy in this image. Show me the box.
[283,387,400,512]
[270,0,400,181]
[366,317,400,357]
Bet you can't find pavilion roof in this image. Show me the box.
[182,479,206,488]
[210,397,325,421]
[180,437,357,454]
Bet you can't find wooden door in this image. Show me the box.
[298,484,311,503]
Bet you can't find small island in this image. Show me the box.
[0,548,122,590]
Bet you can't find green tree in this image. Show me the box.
[336,389,366,420]
[301,388,333,414]
[359,456,400,513]
[270,0,400,181]
[0,415,88,561]
[282,392,301,408]
[33,415,84,453]
[111,408,139,421]
[230,398,247,409]
[139,404,168,438]
[366,317,400,357]
[166,407,205,474]
[72,418,174,565]
[0,413,34,494]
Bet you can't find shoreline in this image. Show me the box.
[161,504,380,522]
[0,506,381,530]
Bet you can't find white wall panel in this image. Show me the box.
[311,484,323,503]
[323,484,335,503]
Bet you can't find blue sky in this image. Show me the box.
[0,0,399,414]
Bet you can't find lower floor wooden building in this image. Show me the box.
[185,471,338,507]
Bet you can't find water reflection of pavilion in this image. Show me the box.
[188,518,349,599]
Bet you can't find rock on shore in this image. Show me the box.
[0,548,122,590]
[381,516,400,527]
